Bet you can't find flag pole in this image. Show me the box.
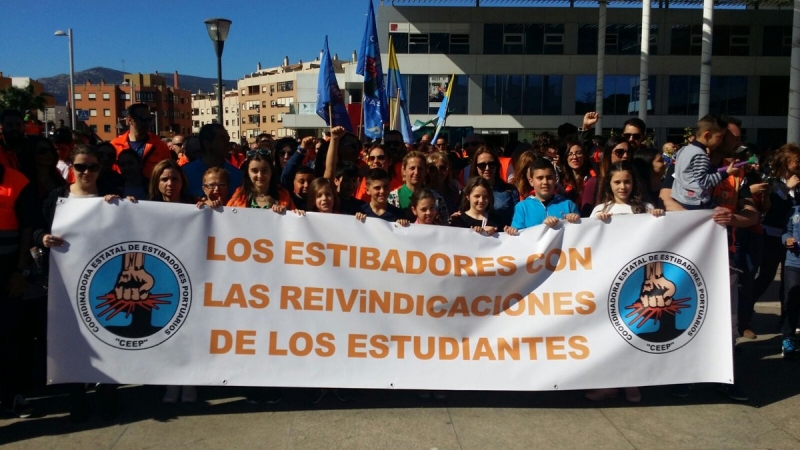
[392,88,401,130]
[359,103,364,141]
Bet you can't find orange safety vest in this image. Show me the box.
[0,166,29,230]
[498,156,512,183]
[111,131,172,179]
[24,120,41,136]
[226,186,295,210]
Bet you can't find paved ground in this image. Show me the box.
[2,293,799,449]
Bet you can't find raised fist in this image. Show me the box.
[113,253,154,301]
[639,262,676,308]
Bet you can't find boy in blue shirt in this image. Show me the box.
[512,158,579,230]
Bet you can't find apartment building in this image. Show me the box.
[236,56,350,141]
[74,72,192,142]
[192,89,240,141]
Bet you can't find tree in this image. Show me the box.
[0,83,48,113]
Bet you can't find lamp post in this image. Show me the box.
[54,29,76,130]
[204,18,232,126]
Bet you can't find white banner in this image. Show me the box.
[47,199,733,390]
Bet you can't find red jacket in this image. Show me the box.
[111,131,171,179]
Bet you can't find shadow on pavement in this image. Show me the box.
[2,302,798,446]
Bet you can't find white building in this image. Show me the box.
[191,89,240,141]
[371,1,795,148]
[239,56,359,140]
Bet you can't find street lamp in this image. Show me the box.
[204,18,232,126]
[54,29,76,130]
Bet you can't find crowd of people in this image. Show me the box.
[0,103,797,421]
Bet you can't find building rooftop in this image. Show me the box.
[385,0,791,7]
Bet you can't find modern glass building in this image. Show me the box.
[375,0,795,148]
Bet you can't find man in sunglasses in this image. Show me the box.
[110,103,171,179]
[621,117,647,152]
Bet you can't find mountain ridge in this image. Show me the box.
[38,67,237,104]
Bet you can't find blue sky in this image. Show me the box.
[1,0,371,80]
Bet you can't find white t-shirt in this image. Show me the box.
[590,202,654,217]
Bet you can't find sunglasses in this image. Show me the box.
[567,152,584,158]
[247,149,272,158]
[367,154,386,162]
[73,163,100,173]
[613,149,630,158]
[428,164,449,172]
[476,161,499,171]
[202,183,228,190]
[622,133,642,141]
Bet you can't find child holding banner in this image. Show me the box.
[590,161,665,219]
[355,168,409,225]
[410,188,439,225]
[196,167,231,208]
[306,177,339,214]
[227,149,294,211]
[450,177,517,235]
[511,158,579,230]
[586,161,665,403]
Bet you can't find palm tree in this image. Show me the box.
[0,83,48,113]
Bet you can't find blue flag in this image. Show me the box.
[356,0,387,139]
[432,74,454,143]
[316,36,353,132]
[386,36,414,145]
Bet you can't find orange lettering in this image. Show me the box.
[206,236,226,261]
[210,329,232,354]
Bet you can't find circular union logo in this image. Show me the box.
[608,252,707,354]
[77,241,191,350]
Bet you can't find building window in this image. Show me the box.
[578,24,658,55]
[450,34,469,54]
[74,93,82,100]
[429,33,449,54]
[759,76,789,115]
[89,125,97,133]
[763,26,791,56]
[104,109,111,117]
[247,86,259,95]
[104,125,111,133]
[672,25,749,56]
[89,109,97,117]
[714,26,749,56]
[575,75,656,116]
[407,75,469,115]
[389,32,409,53]
[271,115,276,123]
[409,33,429,54]
[484,24,564,55]
[102,93,110,100]
[136,92,156,102]
[668,75,746,115]
[262,116,268,123]
[276,81,294,92]
[482,75,562,115]
[88,93,96,100]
